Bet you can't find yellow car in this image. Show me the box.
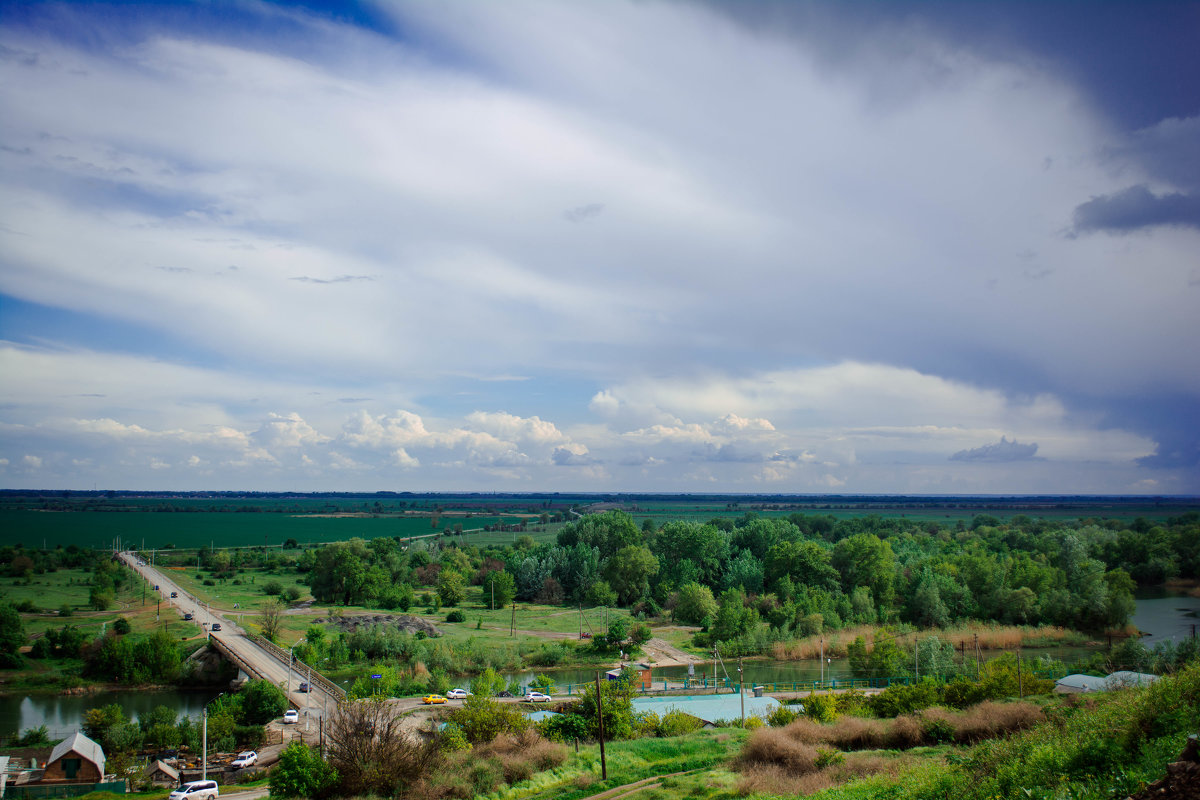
[422,694,447,705]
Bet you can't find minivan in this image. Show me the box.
[169,780,218,800]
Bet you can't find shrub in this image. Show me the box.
[283,586,302,603]
[768,705,801,727]
[112,618,131,635]
[445,610,466,623]
[659,709,704,737]
[263,580,284,596]
[739,728,820,775]
[804,693,839,723]
[13,725,51,747]
[827,716,887,750]
[269,742,338,799]
[869,680,942,717]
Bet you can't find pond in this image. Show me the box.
[1131,587,1200,644]
[0,689,220,740]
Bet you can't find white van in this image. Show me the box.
[169,780,218,800]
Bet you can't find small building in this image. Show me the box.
[41,732,105,784]
[1054,671,1160,694]
[606,662,653,689]
[147,760,180,787]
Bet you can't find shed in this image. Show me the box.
[42,732,105,783]
[147,760,180,786]
[606,662,653,689]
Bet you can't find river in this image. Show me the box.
[0,689,219,740]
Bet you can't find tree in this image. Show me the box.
[470,667,506,697]
[832,534,896,609]
[257,598,284,643]
[239,679,288,724]
[270,742,338,799]
[673,583,718,625]
[710,589,759,642]
[586,580,617,608]
[326,698,441,797]
[482,570,516,609]
[576,677,636,740]
[764,540,840,592]
[604,546,659,605]
[437,570,467,606]
[0,603,25,668]
[82,703,127,742]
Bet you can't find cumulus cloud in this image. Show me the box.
[951,436,1040,463]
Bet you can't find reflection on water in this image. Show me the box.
[0,689,219,739]
[1131,589,1200,644]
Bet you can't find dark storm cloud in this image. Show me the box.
[951,436,1038,463]
[1072,185,1200,234]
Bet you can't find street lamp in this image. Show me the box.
[202,692,226,781]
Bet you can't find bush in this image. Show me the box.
[739,728,820,775]
[869,680,942,718]
[283,586,302,603]
[263,580,283,596]
[112,618,131,635]
[269,742,338,799]
[768,705,801,727]
[30,637,53,658]
[13,725,51,747]
[804,693,839,723]
[445,610,466,623]
[658,709,704,737]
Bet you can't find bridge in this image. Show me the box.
[117,552,345,726]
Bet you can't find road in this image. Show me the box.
[117,551,339,733]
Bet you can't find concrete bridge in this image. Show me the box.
[117,551,345,729]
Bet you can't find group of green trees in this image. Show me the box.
[296,512,1195,639]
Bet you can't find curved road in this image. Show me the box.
[117,551,337,731]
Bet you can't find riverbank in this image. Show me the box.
[768,623,1095,661]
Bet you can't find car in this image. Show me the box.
[421,694,447,705]
[445,688,471,700]
[182,612,193,620]
[230,751,257,769]
[297,682,310,693]
[497,690,513,698]
[169,780,218,800]
[524,691,551,703]
[283,709,299,724]
[153,585,159,590]
[210,623,221,632]
[170,591,178,598]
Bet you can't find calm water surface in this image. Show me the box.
[0,689,219,738]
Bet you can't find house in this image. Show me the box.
[147,760,180,787]
[606,662,653,689]
[41,732,106,783]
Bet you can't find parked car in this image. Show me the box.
[297,682,311,692]
[170,591,178,598]
[210,623,221,632]
[182,612,193,620]
[421,694,447,705]
[169,781,218,800]
[230,751,257,769]
[446,688,470,700]
[283,709,299,724]
[497,691,514,698]
[524,691,551,703]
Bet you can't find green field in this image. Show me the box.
[0,510,531,550]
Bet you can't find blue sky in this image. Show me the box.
[1,0,1197,493]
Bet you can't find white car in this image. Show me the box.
[283,709,299,724]
[524,691,551,703]
[230,751,257,769]
[446,688,471,700]
[169,781,218,800]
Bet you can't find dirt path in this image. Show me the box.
[580,770,699,800]
[640,637,697,668]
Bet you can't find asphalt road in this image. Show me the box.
[117,551,335,731]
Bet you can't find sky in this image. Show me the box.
[1,0,1197,494]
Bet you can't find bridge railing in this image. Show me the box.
[246,633,347,701]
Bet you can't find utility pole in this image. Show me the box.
[579,602,583,640]
[738,657,745,728]
[1017,650,1024,699]
[490,579,494,611]
[820,638,825,685]
[974,633,980,677]
[914,635,919,682]
[510,602,516,636]
[594,672,607,781]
